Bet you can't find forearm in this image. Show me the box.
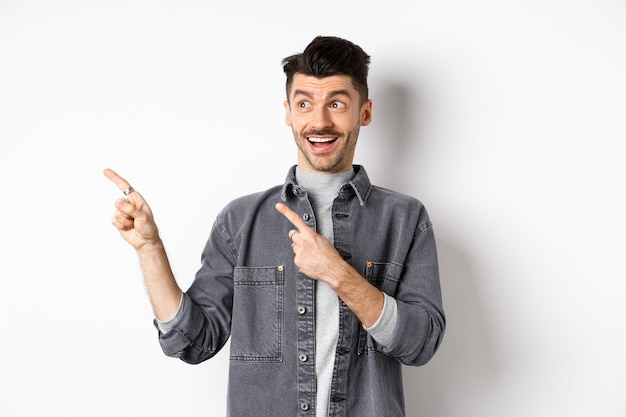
[326,261,384,328]
[136,240,183,322]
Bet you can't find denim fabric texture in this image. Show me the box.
[155,165,446,417]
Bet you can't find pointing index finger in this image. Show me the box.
[275,202,308,232]
[103,168,132,192]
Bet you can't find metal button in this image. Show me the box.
[299,353,308,362]
[302,213,310,221]
[297,306,306,315]
[300,402,309,411]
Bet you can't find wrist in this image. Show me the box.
[136,238,165,256]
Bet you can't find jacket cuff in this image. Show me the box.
[363,292,398,347]
[155,292,185,334]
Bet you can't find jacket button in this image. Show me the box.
[300,402,309,411]
[299,353,308,362]
[302,213,310,221]
[297,306,306,315]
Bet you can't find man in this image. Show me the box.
[105,36,445,417]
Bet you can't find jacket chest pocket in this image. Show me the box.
[230,265,284,362]
[365,261,403,295]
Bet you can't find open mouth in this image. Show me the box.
[307,136,338,152]
[308,136,337,144]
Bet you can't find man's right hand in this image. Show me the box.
[104,168,160,251]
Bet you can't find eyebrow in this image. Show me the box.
[292,89,353,100]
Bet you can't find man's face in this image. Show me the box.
[284,73,372,174]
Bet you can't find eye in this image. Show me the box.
[330,101,346,110]
[299,101,312,109]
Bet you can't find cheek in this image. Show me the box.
[288,113,308,131]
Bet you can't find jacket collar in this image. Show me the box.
[281,165,372,206]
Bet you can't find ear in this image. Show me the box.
[360,99,373,126]
[284,100,292,126]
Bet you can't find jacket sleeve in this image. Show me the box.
[380,221,446,366]
[156,216,235,364]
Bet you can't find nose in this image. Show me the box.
[310,106,332,129]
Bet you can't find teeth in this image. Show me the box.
[308,137,335,143]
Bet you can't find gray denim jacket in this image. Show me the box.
[156,165,445,417]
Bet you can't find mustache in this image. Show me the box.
[304,129,341,137]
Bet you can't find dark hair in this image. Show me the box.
[282,36,370,104]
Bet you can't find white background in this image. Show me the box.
[1,1,625,416]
